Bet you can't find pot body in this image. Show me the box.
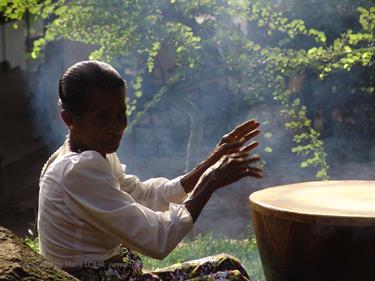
[252,209,375,281]
[250,181,375,281]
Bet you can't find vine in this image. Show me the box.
[2,0,374,179]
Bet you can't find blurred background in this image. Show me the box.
[0,0,374,241]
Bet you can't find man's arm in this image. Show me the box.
[181,119,260,193]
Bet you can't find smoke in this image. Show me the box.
[29,42,66,150]
[26,2,375,239]
[29,40,97,151]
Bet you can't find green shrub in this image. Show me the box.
[24,236,40,253]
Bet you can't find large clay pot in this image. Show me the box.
[249,181,375,281]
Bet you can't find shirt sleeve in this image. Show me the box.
[108,153,189,211]
[61,151,193,259]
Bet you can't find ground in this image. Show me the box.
[0,226,77,280]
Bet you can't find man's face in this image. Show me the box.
[70,87,127,156]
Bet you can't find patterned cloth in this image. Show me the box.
[67,247,250,281]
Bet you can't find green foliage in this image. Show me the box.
[2,0,375,178]
[0,0,41,21]
[24,236,40,253]
[264,147,272,153]
[141,233,265,281]
[276,90,329,179]
[23,228,40,253]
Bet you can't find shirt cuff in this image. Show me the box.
[169,203,194,227]
[168,176,189,202]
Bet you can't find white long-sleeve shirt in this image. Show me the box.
[37,148,193,267]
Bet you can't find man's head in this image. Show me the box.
[59,61,127,156]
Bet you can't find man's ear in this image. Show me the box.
[61,111,75,129]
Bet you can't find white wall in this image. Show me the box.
[0,21,26,70]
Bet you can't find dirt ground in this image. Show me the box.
[0,226,77,280]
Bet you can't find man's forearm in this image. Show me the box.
[183,173,215,222]
[180,159,213,193]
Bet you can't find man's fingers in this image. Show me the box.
[228,167,263,183]
[219,120,260,145]
[228,120,259,140]
[240,141,258,152]
[245,156,261,164]
[222,139,258,157]
[212,159,263,188]
[222,140,242,149]
[233,121,259,138]
[238,160,262,173]
[249,171,263,178]
[242,167,263,178]
[239,129,260,144]
[229,153,260,163]
[229,151,251,159]
[219,141,243,155]
[246,166,262,173]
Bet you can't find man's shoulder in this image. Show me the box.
[45,150,108,177]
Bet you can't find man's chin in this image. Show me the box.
[104,143,120,154]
